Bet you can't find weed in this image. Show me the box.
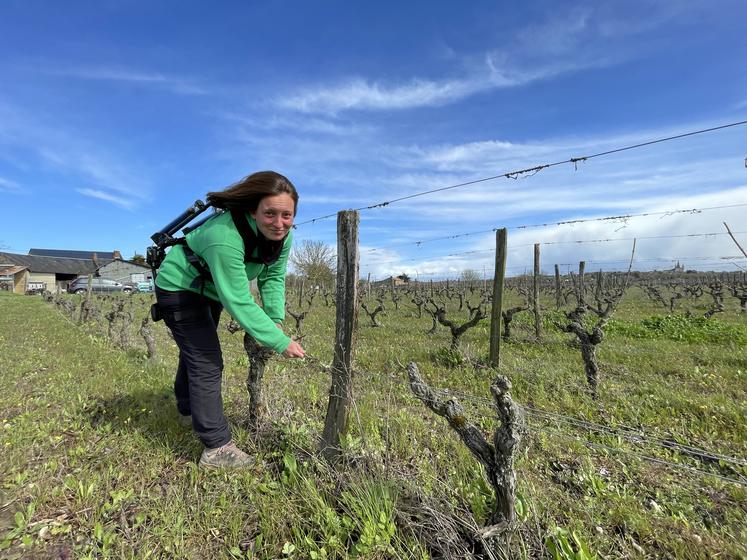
[545,526,597,560]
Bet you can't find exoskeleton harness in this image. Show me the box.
[146,201,285,321]
[179,209,285,292]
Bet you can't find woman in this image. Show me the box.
[155,171,306,468]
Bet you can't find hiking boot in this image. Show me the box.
[199,441,255,469]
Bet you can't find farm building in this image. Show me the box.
[0,264,30,294]
[28,249,151,284]
[28,248,123,261]
[0,249,152,293]
[371,275,410,288]
[96,259,151,284]
[0,252,98,293]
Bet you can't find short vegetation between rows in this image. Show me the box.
[1,260,746,559]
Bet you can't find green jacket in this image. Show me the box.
[155,211,292,354]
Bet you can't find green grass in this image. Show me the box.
[1,285,746,559]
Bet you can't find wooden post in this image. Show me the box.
[489,228,507,368]
[78,273,94,324]
[555,264,561,310]
[578,261,586,306]
[321,210,359,461]
[533,243,541,340]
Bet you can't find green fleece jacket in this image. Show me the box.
[155,210,292,354]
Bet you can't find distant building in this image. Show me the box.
[0,251,98,293]
[0,248,150,293]
[29,248,122,260]
[371,275,409,288]
[668,261,685,273]
[0,264,30,294]
[97,259,151,284]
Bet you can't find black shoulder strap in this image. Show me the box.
[230,209,285,265]
[175,239,213,291]
[176,210,287,291]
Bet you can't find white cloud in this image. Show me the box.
[217,110,371,137]
[276,76,492,114]
[0,177,21,193]
[362,186,747,279]
[45,66,206,95]
[76,188,134,210]
[0,101,150,204]
[274,55,610,114]
[514,8,592,56]
[273,2,711,116]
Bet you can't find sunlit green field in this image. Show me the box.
[1,283,745,559]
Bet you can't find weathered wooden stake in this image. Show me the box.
[533,243,541,340]
[321,210,359,461]
[489,228,507,368]
[554,264,561,310]
[78,273,94,324]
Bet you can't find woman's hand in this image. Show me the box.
[282,340,306,358]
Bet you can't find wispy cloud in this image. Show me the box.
[276,76,492,113]
[45,66,206,95]
[274,3,702,115]
[274,60,597,114]
[0,101,151,207]
[76,188,134,210]
[0,177,21,193]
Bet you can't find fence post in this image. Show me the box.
[555,264,561,310]
[489,228,507,368]
[321,210,360,461]
[578,261,586,305]
[533,243,541,340]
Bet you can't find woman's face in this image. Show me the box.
[251,193,295,241]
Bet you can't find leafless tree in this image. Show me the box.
[290,240,335,287]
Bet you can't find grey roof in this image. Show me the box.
[29,248,118,260]
[98,259,150,270]
[0,252,102,275]
[0,265,28,275]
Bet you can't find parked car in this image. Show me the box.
[67,277,133,294]
[135,280,154,293]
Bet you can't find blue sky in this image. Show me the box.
[1,0,746,279]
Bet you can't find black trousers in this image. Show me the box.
[155,286,230,448]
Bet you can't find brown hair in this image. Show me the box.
[206,171,298,215]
